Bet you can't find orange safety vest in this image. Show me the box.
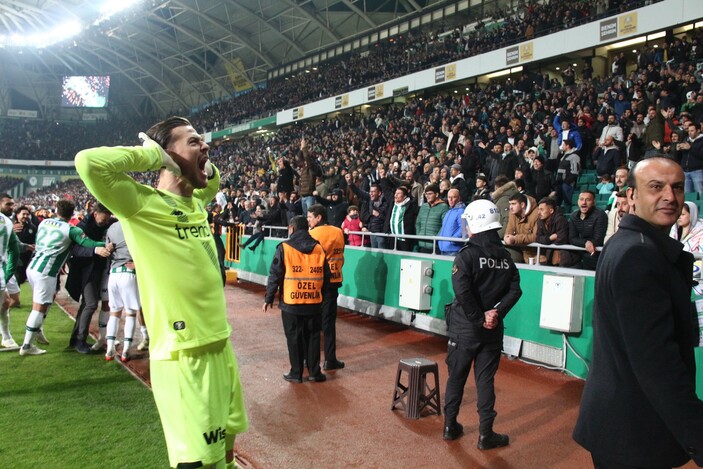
[309,225,345,284]
[281,242,326,305]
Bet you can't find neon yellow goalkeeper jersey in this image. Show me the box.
[75,145,230,360]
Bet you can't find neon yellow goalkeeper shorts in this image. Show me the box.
[150,339,249,467]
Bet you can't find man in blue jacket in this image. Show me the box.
[437,189,466,255]
[554,112,583,153]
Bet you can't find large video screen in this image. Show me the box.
[61,76,110,108]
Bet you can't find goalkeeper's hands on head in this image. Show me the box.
[138,132,181,176]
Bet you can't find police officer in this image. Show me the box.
[263,215,331,383]
[307,204,346,371]
[443,199,522,449]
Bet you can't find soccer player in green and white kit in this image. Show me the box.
[0,208,20,348]
[75,117,248,468]
[20,199,108,356]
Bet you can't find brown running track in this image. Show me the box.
[57,281,698,469]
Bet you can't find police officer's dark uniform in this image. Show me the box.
[443,200,522,449]
[264,216,331,383]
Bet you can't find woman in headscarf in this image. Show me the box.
[670,201,703,253]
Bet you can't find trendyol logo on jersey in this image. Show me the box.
[479,257,510,270]
[174,223,212,240]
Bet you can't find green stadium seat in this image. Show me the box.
[597,193,611,201]
[685,192,699,201]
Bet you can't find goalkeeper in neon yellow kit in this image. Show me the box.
[75,117,248,468]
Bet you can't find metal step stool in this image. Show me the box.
[391,357,441,419]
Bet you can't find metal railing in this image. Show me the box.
[252,225,597,262]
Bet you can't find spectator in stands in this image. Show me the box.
[342,206,366,246]
[473,173,491,201]
[491,175,519,240]
[530,155,554,202]
[437,189,466,255]
[314,188,348,228]
[605,190,630,243]
[554,112,583,152]
[276,156,298,198]
[297,138,322,214]
[496,143,519,182]
[404,170,424,205]
[594,135,622,177]
[641,104,665,153]
[679,121,703,193]
[415,184,448,254]
[449,164,470,202]
[599,113,625,145]
[561,190,608,270]
[439,179,452,202]
[241,196,288,251]
[503,193,539,263]
[670,200,703,253]
[283,191,303,222]
[351,182,388,249]
[384,185,418,252]
[535,197,569,266]
[556,138,581,212]
[608,167,630,207]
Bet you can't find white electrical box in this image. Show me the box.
[398,259,434,310]
[539,274,584,333]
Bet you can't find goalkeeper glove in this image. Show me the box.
[138,132,181,176]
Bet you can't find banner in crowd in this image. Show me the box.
[226,58,253,92]
[7,109,38,118]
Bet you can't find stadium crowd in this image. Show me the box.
[0,118,149,161]
[188,0,662,131]
[4,0,702,271]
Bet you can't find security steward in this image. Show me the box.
[263,215,331,383]
[443,199,522,449]
[307,203,346,371]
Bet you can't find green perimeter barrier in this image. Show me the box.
[228,235,703,385]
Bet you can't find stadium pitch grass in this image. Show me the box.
[0,285,168,467]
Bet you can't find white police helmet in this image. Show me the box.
[462,199,501,235]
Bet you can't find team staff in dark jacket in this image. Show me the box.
[443,199,522,449]
[263,215,331,383]
[65,203,114,353]
[574,157,703,468]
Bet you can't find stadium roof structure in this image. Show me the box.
[0,0,454,118]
